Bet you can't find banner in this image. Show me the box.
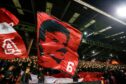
[0,8,19,26]
[37,12,82,75]
[0,22,28,59]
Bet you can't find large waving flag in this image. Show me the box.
[0,8,27,59]
[37,12,82,75]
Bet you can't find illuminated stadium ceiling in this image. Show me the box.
[0,0,126,63]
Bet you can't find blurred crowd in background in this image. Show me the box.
[0,56,126,84]
[0,56,38,84]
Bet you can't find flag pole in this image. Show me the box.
[27,39,34,55]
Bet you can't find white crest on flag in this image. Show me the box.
[0,22,16,34]
[2,38,22,55]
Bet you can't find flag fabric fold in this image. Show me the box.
[0,8,19,26]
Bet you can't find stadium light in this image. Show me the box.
[83,31,87,35]
[116,6,126,17]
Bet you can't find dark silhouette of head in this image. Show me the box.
[39,20,70,64]
[39,20,70,46]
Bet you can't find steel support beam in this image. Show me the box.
[74,0,126,26]
[60,0,72,20]
[82,39,123,51]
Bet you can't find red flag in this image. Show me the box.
[0,8,27,59]
[0,8,19,26]
[37,12,82,75]
[0,22,28,59]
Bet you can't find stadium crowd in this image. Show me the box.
[0,57,126,84]
[0,56,39,84]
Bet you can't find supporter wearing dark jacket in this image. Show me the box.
[1,65,15,84]
[21,67,32,84]
[38,67,44,84]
